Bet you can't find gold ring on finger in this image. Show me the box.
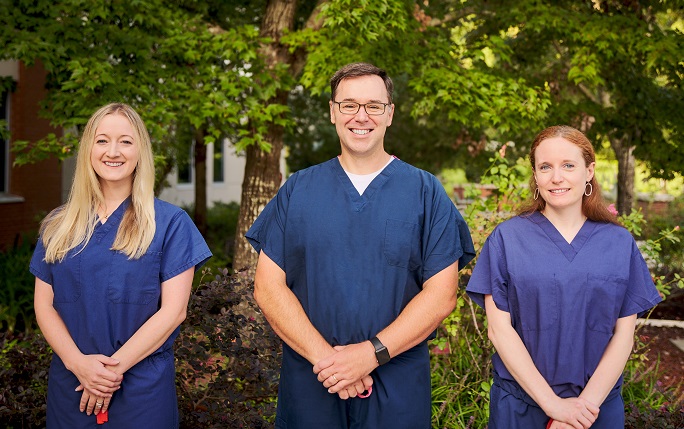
[332,374,338,384]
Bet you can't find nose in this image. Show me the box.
[354,106,370,121]
[106,142,120,157]
[551,169,563,183]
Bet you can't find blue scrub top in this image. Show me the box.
[466,211,661,398]
[30,198,212,428]
[246,157,475,427]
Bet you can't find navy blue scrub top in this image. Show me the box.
[246,157,475,426]
[466,211,661,398]
[30,198,211,428]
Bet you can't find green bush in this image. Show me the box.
[0,233,38,334]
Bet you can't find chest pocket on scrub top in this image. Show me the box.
[586,274,622,334]
[383,219,421,270]
[107,250,163,304]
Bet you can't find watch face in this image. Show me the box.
[375,346,390,365]
[371,336,390,365]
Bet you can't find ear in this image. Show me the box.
[586,161,596,182]
[329,100,335,124]
[386,104,394,127]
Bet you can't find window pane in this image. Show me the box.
[213,139,224,183]
[177,143,192,184]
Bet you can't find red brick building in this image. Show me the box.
[0,60,63,251]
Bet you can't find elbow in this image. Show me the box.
[437,293,458,322]
[487,323,501,350]
[175,307,188,326]
[253,279,265,308]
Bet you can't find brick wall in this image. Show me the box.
[0,60,62,251]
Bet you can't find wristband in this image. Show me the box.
[358,385,373,398]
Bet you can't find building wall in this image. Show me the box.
[0,60,62,251]
[158,141,286,207]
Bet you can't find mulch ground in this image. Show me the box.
[638,325,684,399]
[639,289,684,401]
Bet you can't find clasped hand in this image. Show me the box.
[547,396,600,429]
[70,354,122,415]
[313,343,377,400]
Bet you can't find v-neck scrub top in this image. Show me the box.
[247,157,475,429]
[466,212,661,400]
[30,198,212,429]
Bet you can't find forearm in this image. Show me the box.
[109,268,195,374]
[254,251,334,364]
[108,307,184,374]
[489,322,559,410]
[35,298,84,371]
[375,262,460,359]
[579,315,636,406]
[484,295,558,412]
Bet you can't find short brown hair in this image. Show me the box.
[330,62,394,104]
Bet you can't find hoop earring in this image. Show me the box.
[534,187,540,200]
[584,182,593,197]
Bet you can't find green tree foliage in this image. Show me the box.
[471,0,684,214]
[0,0,290,234]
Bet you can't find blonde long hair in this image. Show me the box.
[41,103,156,262]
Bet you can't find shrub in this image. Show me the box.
[625,401,684,429]
[0,331,50,428]
[176,268,280,428]
[0,233,38,334]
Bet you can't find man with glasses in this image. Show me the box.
[247,62,474,428]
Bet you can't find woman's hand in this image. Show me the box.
[77,389,111,415]
[546,396,599,429]
[70,354,123,397]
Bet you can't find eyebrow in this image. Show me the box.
[339,97,388,103]
[95,133,134,139]
[537,159,579,165]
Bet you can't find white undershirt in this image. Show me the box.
[344,158,394,195]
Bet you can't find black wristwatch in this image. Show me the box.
[370,336,391,365]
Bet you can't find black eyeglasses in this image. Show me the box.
[332,101,391,116]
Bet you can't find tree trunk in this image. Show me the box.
[193,128,208,236]
[610,136,636,216]
[232,0,297,273]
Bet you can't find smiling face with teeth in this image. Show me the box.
[533,136,595,216]
[90,113,140,191]
[330,74,394,166]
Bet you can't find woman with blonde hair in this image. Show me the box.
[466,125,661,429]
[30,103,211,428]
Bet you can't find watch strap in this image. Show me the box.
[370,336,391,365]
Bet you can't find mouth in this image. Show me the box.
[104,161,124,167]
[548,188,570,194]
[350,128,372,135]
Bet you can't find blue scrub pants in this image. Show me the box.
[489,372,624,429]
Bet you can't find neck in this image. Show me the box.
[99,181,132,220]
[338,151,391,174]
[541,206,587,242]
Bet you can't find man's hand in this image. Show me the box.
[313,342,378,399]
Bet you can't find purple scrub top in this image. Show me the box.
[466,211,661,398]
